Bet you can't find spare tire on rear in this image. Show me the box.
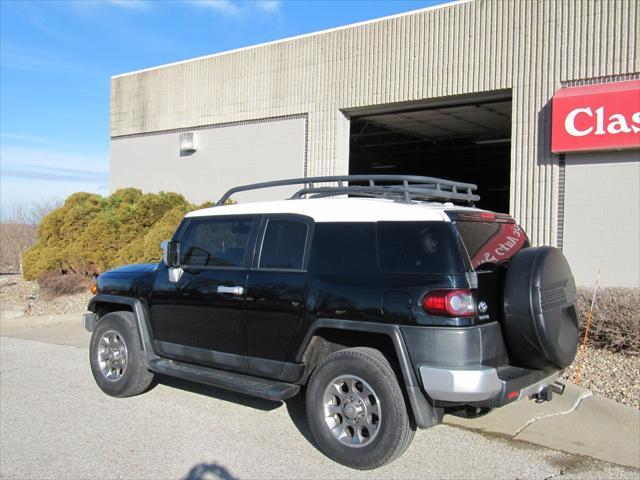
[502,246,579,370]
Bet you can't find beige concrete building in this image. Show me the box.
[110,0,640,287]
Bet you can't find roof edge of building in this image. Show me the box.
[111,0,469,80]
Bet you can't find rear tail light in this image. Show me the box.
[422,289,475,317]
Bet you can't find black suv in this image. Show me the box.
[84,175,579,470]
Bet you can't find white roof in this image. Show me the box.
[186,197,482,222]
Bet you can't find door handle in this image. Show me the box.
[217,285,245,296]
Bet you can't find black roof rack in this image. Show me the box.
[216,175,480,206]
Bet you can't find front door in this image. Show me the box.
[149,215,258,371]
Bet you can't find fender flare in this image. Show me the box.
[295,318,443,429]
[88,294,159,367]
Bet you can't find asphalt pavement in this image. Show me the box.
[0,322,638,479]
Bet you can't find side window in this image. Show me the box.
[308,223,377,275]
[259,219,308,270]
[179,217,254,267]
[377,222,465,274]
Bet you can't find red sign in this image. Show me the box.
[551,80,640,153]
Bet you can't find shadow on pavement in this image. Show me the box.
[157,375,320,450]
[285,386,320,449]
[182,463,238,480]
[157,375,281,411]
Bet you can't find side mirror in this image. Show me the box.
[161,240,180,267]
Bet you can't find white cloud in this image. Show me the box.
[0,145,108,179]
[0,146,109,208]
[1,133,63,149]
[67,0,151,15]
[255,0,281,13]
[186,0,281,17]
[106,0,151,10]
[0,44,99,76]
[188,0,243,16]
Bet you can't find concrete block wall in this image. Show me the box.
[110,117,306,205]
[563,152,640,287]
[109,0,640,255]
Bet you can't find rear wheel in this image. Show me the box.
[89,311,155,398]
[306,347,415,470]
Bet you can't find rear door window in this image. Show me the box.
[258,218,309,270]
[453,221,528,270]
[376,222,465,274]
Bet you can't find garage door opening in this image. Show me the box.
[348,95,512,213]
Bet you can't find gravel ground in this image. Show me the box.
[563,346,639,409]
[1,273,638,409]
[0,273,92,317]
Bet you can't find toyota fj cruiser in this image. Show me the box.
[84,175,579,470]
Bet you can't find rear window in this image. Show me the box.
[376,222,465,274]
[453,221,528,270]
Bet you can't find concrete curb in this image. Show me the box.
[444,383,640,469]
[1,312,88,348]
[0,312,83,329]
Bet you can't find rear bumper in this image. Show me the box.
[401,322,564,408]
[419,364,563,407]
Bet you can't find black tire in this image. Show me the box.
[89,311,155,398]
[306,347,415,470]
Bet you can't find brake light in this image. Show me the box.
[448,212,516,223]
[422,289,475,317]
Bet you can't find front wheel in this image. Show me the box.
[306,347,415,469]
[89,311,156,398]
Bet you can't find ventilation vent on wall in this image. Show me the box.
[179,132,197,155]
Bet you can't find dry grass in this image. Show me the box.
[576,287,640,355]
[36,271,92,298]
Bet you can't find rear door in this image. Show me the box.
[448,211,529,323]
[244,215,312,380]
[149,215,258,370]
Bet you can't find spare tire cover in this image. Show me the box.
[502,246,579,369]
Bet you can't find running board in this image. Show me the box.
[149,358,300,402]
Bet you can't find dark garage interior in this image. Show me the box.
[348,95,512,213]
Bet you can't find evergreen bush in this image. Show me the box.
[22,189,204,279]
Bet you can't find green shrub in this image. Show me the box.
[22,189,204,279]
[22,192,104,278]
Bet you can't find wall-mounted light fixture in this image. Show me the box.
[179,132,197,155]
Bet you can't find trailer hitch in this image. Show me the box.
[531,381,565,403]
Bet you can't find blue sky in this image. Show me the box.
[0,0,446,216]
